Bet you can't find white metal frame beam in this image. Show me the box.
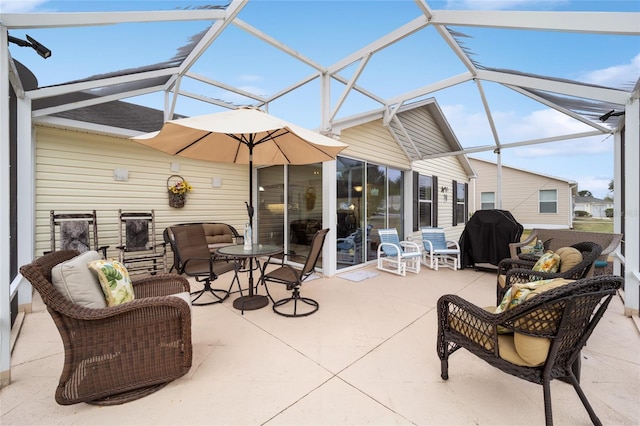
[477,69,630,105]
[429,10,639,35]
[1,10,227,29]
[423,130,604,159]
[25,68,178,100]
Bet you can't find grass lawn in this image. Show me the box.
[571,218,614,233]
[521,218,613,240]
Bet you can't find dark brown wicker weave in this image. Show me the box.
[496,241,602,303]
[437,275,623,426]
[20,250,192,406]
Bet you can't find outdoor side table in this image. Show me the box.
[216,244,283,313]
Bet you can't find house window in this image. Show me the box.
[418,175,434,227]
[453,181,468,226]
[539,189,558,213]
[481,192,495,210]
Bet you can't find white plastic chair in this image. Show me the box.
[420,227,460,270]
[376,228,421,276]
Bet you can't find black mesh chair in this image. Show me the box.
[437,275,623,426]
[261,228,328,317]
[171,224,236,306]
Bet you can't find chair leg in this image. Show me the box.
[567,372,602,426]
[543,379,554,426]
[272,287,319,317]
[440,359,449,380]
[190,278,231,306]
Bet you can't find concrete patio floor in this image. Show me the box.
[2,264,639,425]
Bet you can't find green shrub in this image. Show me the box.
[605,208,614,218]
[574,210,592,218]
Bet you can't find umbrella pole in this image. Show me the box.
[233,143,270,312]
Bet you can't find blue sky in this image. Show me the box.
[4,0,639,198]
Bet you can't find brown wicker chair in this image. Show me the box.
[437,275,623,426]
[20,250,192,406]
[496,241,602,303]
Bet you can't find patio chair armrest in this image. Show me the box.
[446,240,460,250]
[60,292,191,321]
[132,273,190,297]
[437,294,498,353]
[400,240,421,252]
[497,258,535,275]
[509,231,538,258]
[378,242,400,256]
[599,234,623,258]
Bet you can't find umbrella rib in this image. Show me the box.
[268,129,337,164]
[175,132,211,155]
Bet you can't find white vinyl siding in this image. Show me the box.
[35,125,248,259]
[388,107,450,159]
[339,120,411,170]
[468,158,573,228]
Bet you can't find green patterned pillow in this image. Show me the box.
[531,251,560,277]
[495,279,554,315]
[88,259,135,306]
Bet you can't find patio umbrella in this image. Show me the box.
[132,107,348,221]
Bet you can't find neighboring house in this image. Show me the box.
[30,94,474,275]
[574,195,613,218]
[468,157,576,229]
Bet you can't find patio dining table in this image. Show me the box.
[216,244,283,313]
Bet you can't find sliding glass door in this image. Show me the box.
[257,164,323,267]
[336,157,404,270]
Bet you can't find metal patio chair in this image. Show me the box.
[376,228,421,276]
[261,228,329,317]
[420,227,460,270]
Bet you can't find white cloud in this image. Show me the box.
[575,175,612,199]
[0,0,48,13]
[441,104,609,158]
[581,54,640,88]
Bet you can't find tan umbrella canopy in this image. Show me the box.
[132,107,348,219]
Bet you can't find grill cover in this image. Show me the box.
[459,210,523,268]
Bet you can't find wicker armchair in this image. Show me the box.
[20,250,192,406]
[437,275,623,426]
[496,241,602,303]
